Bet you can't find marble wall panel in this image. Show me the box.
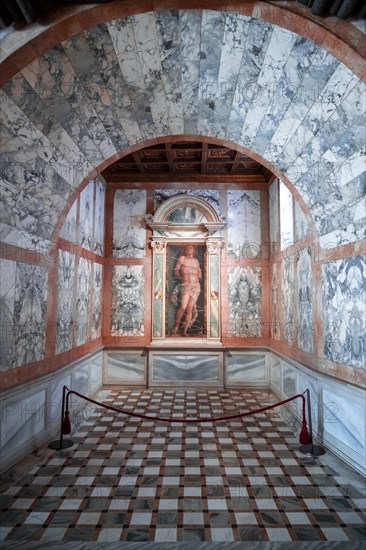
[113,189,146,258]
[281,258,297,345]
[90,352,103,392]
[227,191,261,259]
[226,354,266,381]
[60,201,77,243]
[280,182,294,250]
[94,179,105,255]
[227,266,262,338]
[298,373,319,432]
[269,180,280,256]
[91,262,103,340]
[270,355,282,393]
[56,250,75,354]
[297,247,314,354]
[322,388,365,458]
[294,202,310,242]
[50,373,72,429]
[282,363,297,398]
[71,362,89,413]
[152,354,220,381]
[271,262,281,341]
[79,181,94,251]
[111,265,145,336]
[0,389,46,450]
[322,255,366,369]
[154,189,220,215]
[0,259,16,371]
[76,257,91,346]
[14,263,48,368]
[106,353,146,381]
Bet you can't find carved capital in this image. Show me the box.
[151,241,167,252]
[206,241,221,255]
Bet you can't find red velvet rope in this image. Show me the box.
[65,388,306,424]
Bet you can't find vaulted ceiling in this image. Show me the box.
[1,8,365,252]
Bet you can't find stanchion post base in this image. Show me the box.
[48,439,74,450]
[299,444,326,457]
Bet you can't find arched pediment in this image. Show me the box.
[152,195,222,224]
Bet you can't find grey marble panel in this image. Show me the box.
[71,362,89,412]
[60,200,77,243]
[90,352,103,391]
[113,189,146,258]
[227,191,261,259]
[75,257,91,346]
[283,363,297,398]
[270,356,281,392]
[154,189,220,215]
[0,389,46,449]
[50,373,72,428]
[153,354,219,381]
[56,250,75,354]
[322,388,365,457]
[227,354,266,381]
[271,262,280,341]
[297,247,314,354]
[322,255,366,369]
[227,266,262,338]
[106,353,145,381]
[281,258,297,345]
[298,374,319,432]
[111,265,145,336]
[280,182,294,250]
[14,263,48,368]
[94,179,105,255]
[0,259,16,371]
[91,262,103,340]
[78,181,94,251]
[294,201,310,242]
[269,180,279,256]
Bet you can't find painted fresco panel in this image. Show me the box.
[227,266,262,337]
[322,255,366,369]
[111,265,145,336]
[113,189,146,258]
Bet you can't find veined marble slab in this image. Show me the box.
[280,182,294,250]
[152,354,220,381]
[281,258,297,345]
[79,180,94,252]
[227,266,262,338]
[0,259,16,371]
[106,353,145,381]
[91,262,102,340]
[227,190,261,259]
[297,247,314,354]
[60,200,77,243]
[94,179,105,255]
[154,189,220,215]
[294,201,310,242]
[227,354,266,381]
[56,249,75,354]
[269,180,280,256]
[113,189,146,258]
[322,255,366,369]
[111,265,145,336]
[76,257,91,346]
[0,389,46,449]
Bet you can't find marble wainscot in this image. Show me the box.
[0,351,103,473]
[226,352,269,387]
[269,352,366,475]
[150,352,223,387]
[104,351,147,385]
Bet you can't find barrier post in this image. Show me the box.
[299,389,326,457]
[48,386,74,450]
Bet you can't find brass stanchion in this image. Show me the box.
[49,385,74,450]
[299,389,326,457]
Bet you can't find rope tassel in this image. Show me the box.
[61,394,71,434]
[299,395,311,445]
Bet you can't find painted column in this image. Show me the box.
[151,240,167,339]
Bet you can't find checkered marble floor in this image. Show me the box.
[1,388,365,545]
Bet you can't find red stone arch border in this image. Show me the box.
[52,135,318,253]
[0,0,364,86]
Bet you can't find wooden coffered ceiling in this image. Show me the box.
[102,141,273,184]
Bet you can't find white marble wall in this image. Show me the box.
[105,352,146,383]
[226,353,268,386]
[111,265,145,336]
[0,258,16,371]
[76,257,91,346]
[281,258,297,345]
[322,255,366,369]
[0,351,103,473]
[94,179,105,255]
[279,181,294,250]
[113,189,146,258]
[294,201,310,242]
[56,249,75,354]
[91,262,103,340]
[78,181,94,252]
[60,201,77,243]
[227,190,261,259]
[227,266,262,338]
[269,180,280,256]
[270,352,366,475]
[14,262,48,368]
[297,247,314,354]
[151,353,221,383]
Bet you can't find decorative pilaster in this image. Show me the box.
[151,240,167,339]
[206,240,222,340]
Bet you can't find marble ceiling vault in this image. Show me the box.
[1,9,365,252]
